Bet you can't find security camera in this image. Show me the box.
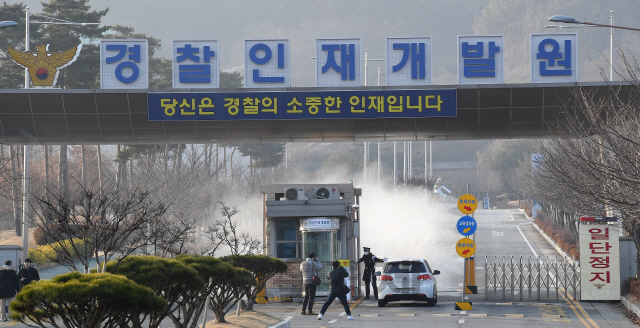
[352,204,360,211]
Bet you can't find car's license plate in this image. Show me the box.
[395,288,415,293]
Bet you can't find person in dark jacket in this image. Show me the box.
[317,260,353,321]
[356,246,386,299]
[0,260,20,322]
[18,258,40,289]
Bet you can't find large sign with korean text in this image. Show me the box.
[316,38,361,87]
[245,39,290,88]
[531,33,577,83]
[579,224,620,301]
[148,89,456,121]
[100,39,148,89]
[386,37,432,86]
[172,40,219,89]
[458,35,503,84]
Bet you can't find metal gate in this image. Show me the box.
[485,255,580,301]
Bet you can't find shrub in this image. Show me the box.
[11,272,166,327]
[29,239,94,267]
[33,224,67,246]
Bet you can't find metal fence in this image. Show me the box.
[485,255,580,301]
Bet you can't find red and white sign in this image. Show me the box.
[579,224,620,301]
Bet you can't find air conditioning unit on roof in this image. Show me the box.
[314,186,339,199]
[284,186,307,200]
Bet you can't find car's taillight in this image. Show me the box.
[381,275,393,281]
[417,274,432,281]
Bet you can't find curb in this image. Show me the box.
[622,296,640,317]
[531,221,578,268]
[267,318,291,328]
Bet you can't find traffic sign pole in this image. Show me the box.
[456,194,478,310]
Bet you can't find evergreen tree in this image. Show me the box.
[38,0,109,89]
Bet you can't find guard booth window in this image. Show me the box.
[276,220,298,258]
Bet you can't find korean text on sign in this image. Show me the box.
[578,224,620,301]
[149,89,457,121]
[531,33,577,83]
[458,35,504,84]
[173,40,219,89]
[387,37,432,86]
[100,39,148,89]
[245,40,290,88]
[316,38,361,87]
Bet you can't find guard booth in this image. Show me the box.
[261,184,361,300]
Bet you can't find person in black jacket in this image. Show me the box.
[18,258,40,289]
[317,260,353,321]
[0,260,20,322]
[357,247,386,300]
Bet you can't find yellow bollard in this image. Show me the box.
[255,287,268,304]
[465,257,478,294]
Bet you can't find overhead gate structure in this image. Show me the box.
[485,255,580,301]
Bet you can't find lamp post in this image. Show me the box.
[16,7,99,261]
[548,12,640,81]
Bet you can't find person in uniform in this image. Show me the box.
[356,247,386,299]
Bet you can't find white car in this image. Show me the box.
[375,258,440,307]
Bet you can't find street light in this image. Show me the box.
[0,21,18,29]
[547,12,618,81]
[14,7,99,261]
[548,12,640,82]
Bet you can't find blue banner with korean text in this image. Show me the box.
[148,89,456,121]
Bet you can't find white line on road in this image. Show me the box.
[339,312,346,316]
[517,226,539,257]
[328,319,337,323]
[460,311,466,314]
[506,210,515,221]
[458,319,465,323]
[284,316,293,321]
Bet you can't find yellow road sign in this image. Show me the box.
[457,194,478,214]
[456,238,476,258]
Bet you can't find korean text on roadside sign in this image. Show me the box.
[456,238,476,258]
[579,224,620,301]
[457,194,478,214]
[456,216,477,236]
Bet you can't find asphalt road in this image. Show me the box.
[260,208,638,328]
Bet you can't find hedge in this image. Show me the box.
[29,239,94,267]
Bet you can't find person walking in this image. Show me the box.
[18,258,40,289]
[317,260,353,321]
[300,252,323,315]
[356,247,387,300]
[0,260,20,322]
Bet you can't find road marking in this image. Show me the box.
[559,287,599,328]
[359,314,379,317]
[349,298,363,310]
[469,313,487,317]
[460,311,466,314]
[516,225,539,257]
[506,210,515,221]
[506,314,524,317]
[397,313,415,316]
[284,316,293,321]
[458,319,465,323]
[338,312,345,316]
[542,314,561,318]
[328,319,337,323]
[433,313,451,317]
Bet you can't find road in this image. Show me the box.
[259,208,637,328]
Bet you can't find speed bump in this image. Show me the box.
[455,302,472,310]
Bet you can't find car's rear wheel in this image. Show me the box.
[426,297,435,306]
[377,299,386,307]
[434,290,438,304]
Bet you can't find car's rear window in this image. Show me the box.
[384,261,427,273]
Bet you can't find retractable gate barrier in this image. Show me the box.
[485,255,580,301]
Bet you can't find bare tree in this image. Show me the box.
[31,182,166,273]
